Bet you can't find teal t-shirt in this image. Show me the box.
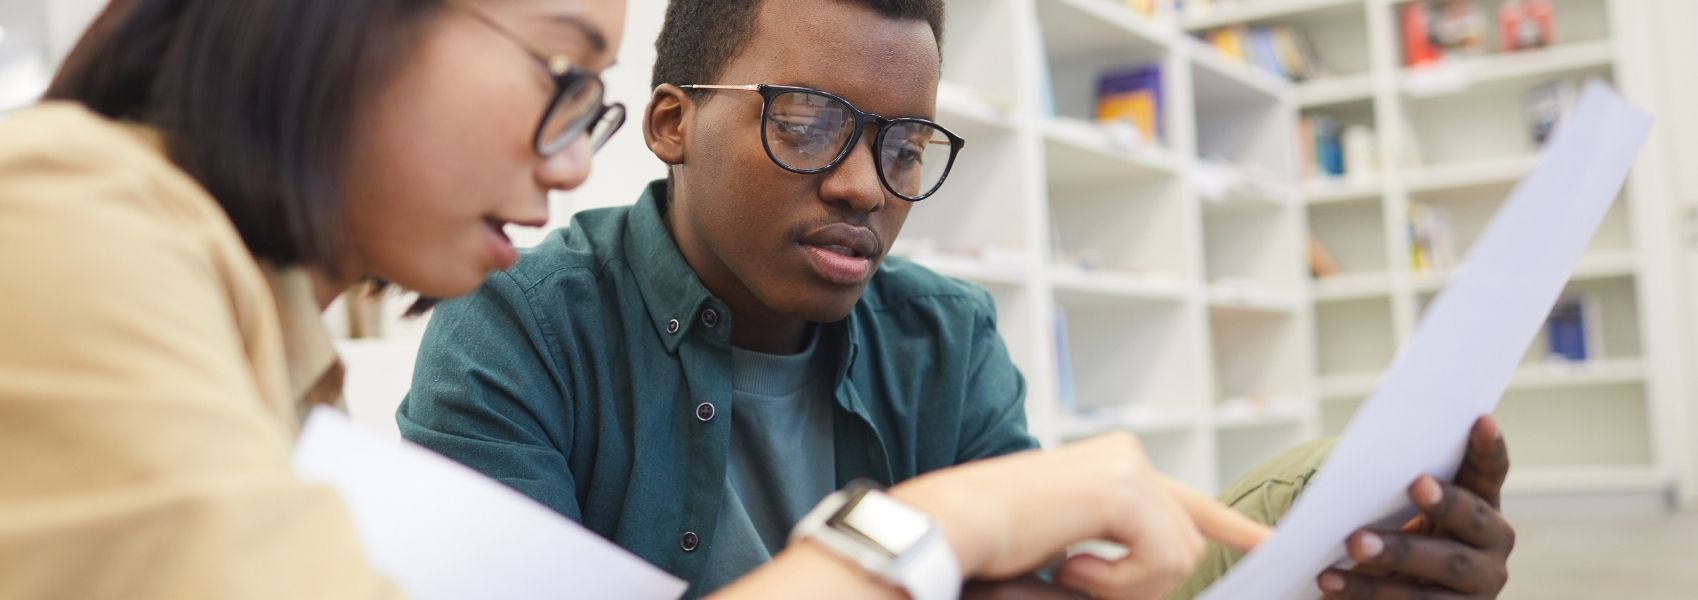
[698,328,837,593]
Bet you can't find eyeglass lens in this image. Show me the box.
[764,90,953,199]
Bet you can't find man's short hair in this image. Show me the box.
[650,0,945,91]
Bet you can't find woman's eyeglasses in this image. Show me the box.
[444,0,625,157]
[678,84,965,202]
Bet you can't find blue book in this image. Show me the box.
[1546,296,1589,361]
[1053,307,1077,411]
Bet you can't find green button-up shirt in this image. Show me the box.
[397,180,1037,596]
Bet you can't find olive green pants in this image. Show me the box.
[1166,438,1338,600]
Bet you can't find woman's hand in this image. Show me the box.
[893,432,1269,600]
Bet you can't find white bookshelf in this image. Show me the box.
[918,0,1679,501]
[899,0,1315,494]
[1255,0,1681,500]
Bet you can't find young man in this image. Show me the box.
[398,1,1514,598]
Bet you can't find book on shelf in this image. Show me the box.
[1432,0,1489,56]
[1408,203,1457,274]
[1402,0,1487,66]
[1401,1,1443,67]
[1053,306,1077,412]
[1499,0,1556,52]
[1342,125,1380,183]
[1303,115,1346,179]
[1524,78,1579,147]
[1405,0,1561,67]
[1096,64,1164,145]
[1544,293,1602,363]
[1201,24,1329,83]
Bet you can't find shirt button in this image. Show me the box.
[695,402,716,422]
[666,319,681,334]
[680,531,700,552]
[701,309,720,328]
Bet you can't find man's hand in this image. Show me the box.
[1318,415,1515,599]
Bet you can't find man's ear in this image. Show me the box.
[644,84,689,167]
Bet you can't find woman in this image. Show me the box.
[0,0,1258,598]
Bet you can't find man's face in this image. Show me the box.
[671,0,942,323]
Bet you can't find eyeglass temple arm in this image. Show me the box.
[442,0,573,75]
[677,84,762,91]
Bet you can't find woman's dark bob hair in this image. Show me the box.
[47,0,436,271]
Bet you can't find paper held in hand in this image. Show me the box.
[1199,80,1653,600]
[293,407,689,600]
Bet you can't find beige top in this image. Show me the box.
[0,103,399,599]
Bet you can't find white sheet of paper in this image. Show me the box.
[1199,81,1652,600]
[292,407,688,600]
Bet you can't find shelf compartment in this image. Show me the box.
[1418,276,1646,368]
[1053,298,1206,421]
[935,81,1017,136]
[1314,296,1396,377]
[1203,203,1304,292]
[903,128,1031,255]
[1309,198,1389,275]
[1037,0,1172,127]
[940,0,1024,110]
[1209,308,1306,406]
[1494,382,1654,470]
[1043,118,1182,184]
[1050,172,1195,281]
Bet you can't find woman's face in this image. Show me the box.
[342,0,625,298]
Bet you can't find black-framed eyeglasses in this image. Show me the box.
[444,0,625,157]
[678,84,966,201]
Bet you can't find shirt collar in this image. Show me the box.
[623,180,724,353]
[622,180,864,378]
[262,266,346,413]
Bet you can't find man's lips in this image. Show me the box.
[797,223,880,260]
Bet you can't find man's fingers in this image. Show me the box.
[1410,476,1515,551]
[1159,475,1270,554]
[1344,530,1506,593]
[1454,415,1511,509]
[1318,569,1468,600]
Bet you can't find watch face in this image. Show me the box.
[829,490,932,559]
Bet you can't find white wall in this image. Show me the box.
[45,0,103,63]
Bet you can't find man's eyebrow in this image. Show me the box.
[549,14,609,56]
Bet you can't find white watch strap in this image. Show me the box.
[888,527,961,600]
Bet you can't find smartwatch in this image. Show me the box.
[790,479,961,600]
